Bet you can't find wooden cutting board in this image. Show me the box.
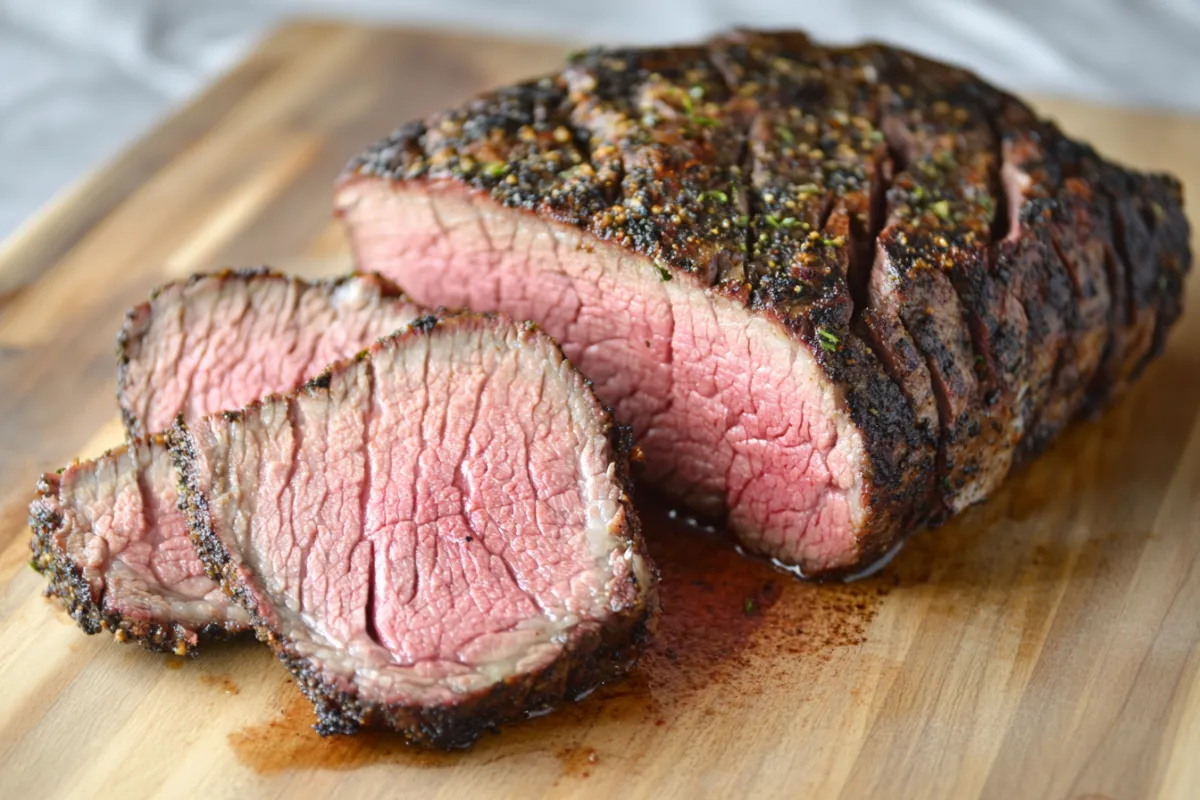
[1,21,1198,800]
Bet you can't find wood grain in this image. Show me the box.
[1,22,1197,800]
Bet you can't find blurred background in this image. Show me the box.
[1,0,1198,238]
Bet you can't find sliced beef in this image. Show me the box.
[337,30,1191,575]
[29,437,249,654]
[991,114,1110,453]
[171,314,657,747]
[32,270,426,653]
[1052,141,1192,411]
[119,268,425,437]
[865,49,1042,513]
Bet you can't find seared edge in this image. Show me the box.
[170,313,660,748]
[28,435,246,656]
[339,30,1190,570]
[341,36,936,573]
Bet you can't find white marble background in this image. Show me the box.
[1,0,1198,238]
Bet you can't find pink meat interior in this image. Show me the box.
[39,440,247,629]
[339,180,867,571]
[189,318,641,703]
[121,275,423,435]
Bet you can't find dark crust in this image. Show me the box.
[171,312,660,748]
[871,52,1016,515]
[339,29,1190,572]
[723,33,940,562]
[28,434,246,656]
[116,267,413,439]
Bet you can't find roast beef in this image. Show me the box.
[119,268,424,437]
[336,30,1191,576]
[171,313,657,747]
[31,270,425,653]
[30,437,249,654]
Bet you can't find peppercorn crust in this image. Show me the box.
[341,29,1190,571]
[28,435,248,655]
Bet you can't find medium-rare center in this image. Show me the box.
[30,270,427,653]
[171,313,657,747]
[337,30,1190,576]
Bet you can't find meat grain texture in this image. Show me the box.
[337,29,1191,576]
[29,436,250,654]
[119,269,426,437]
[31,271,426,653]
[171,313,657,747]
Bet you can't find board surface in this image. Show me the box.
[1,21,1198,800]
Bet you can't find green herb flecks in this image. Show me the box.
[817,328,840,352]
[481,161,508,179]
